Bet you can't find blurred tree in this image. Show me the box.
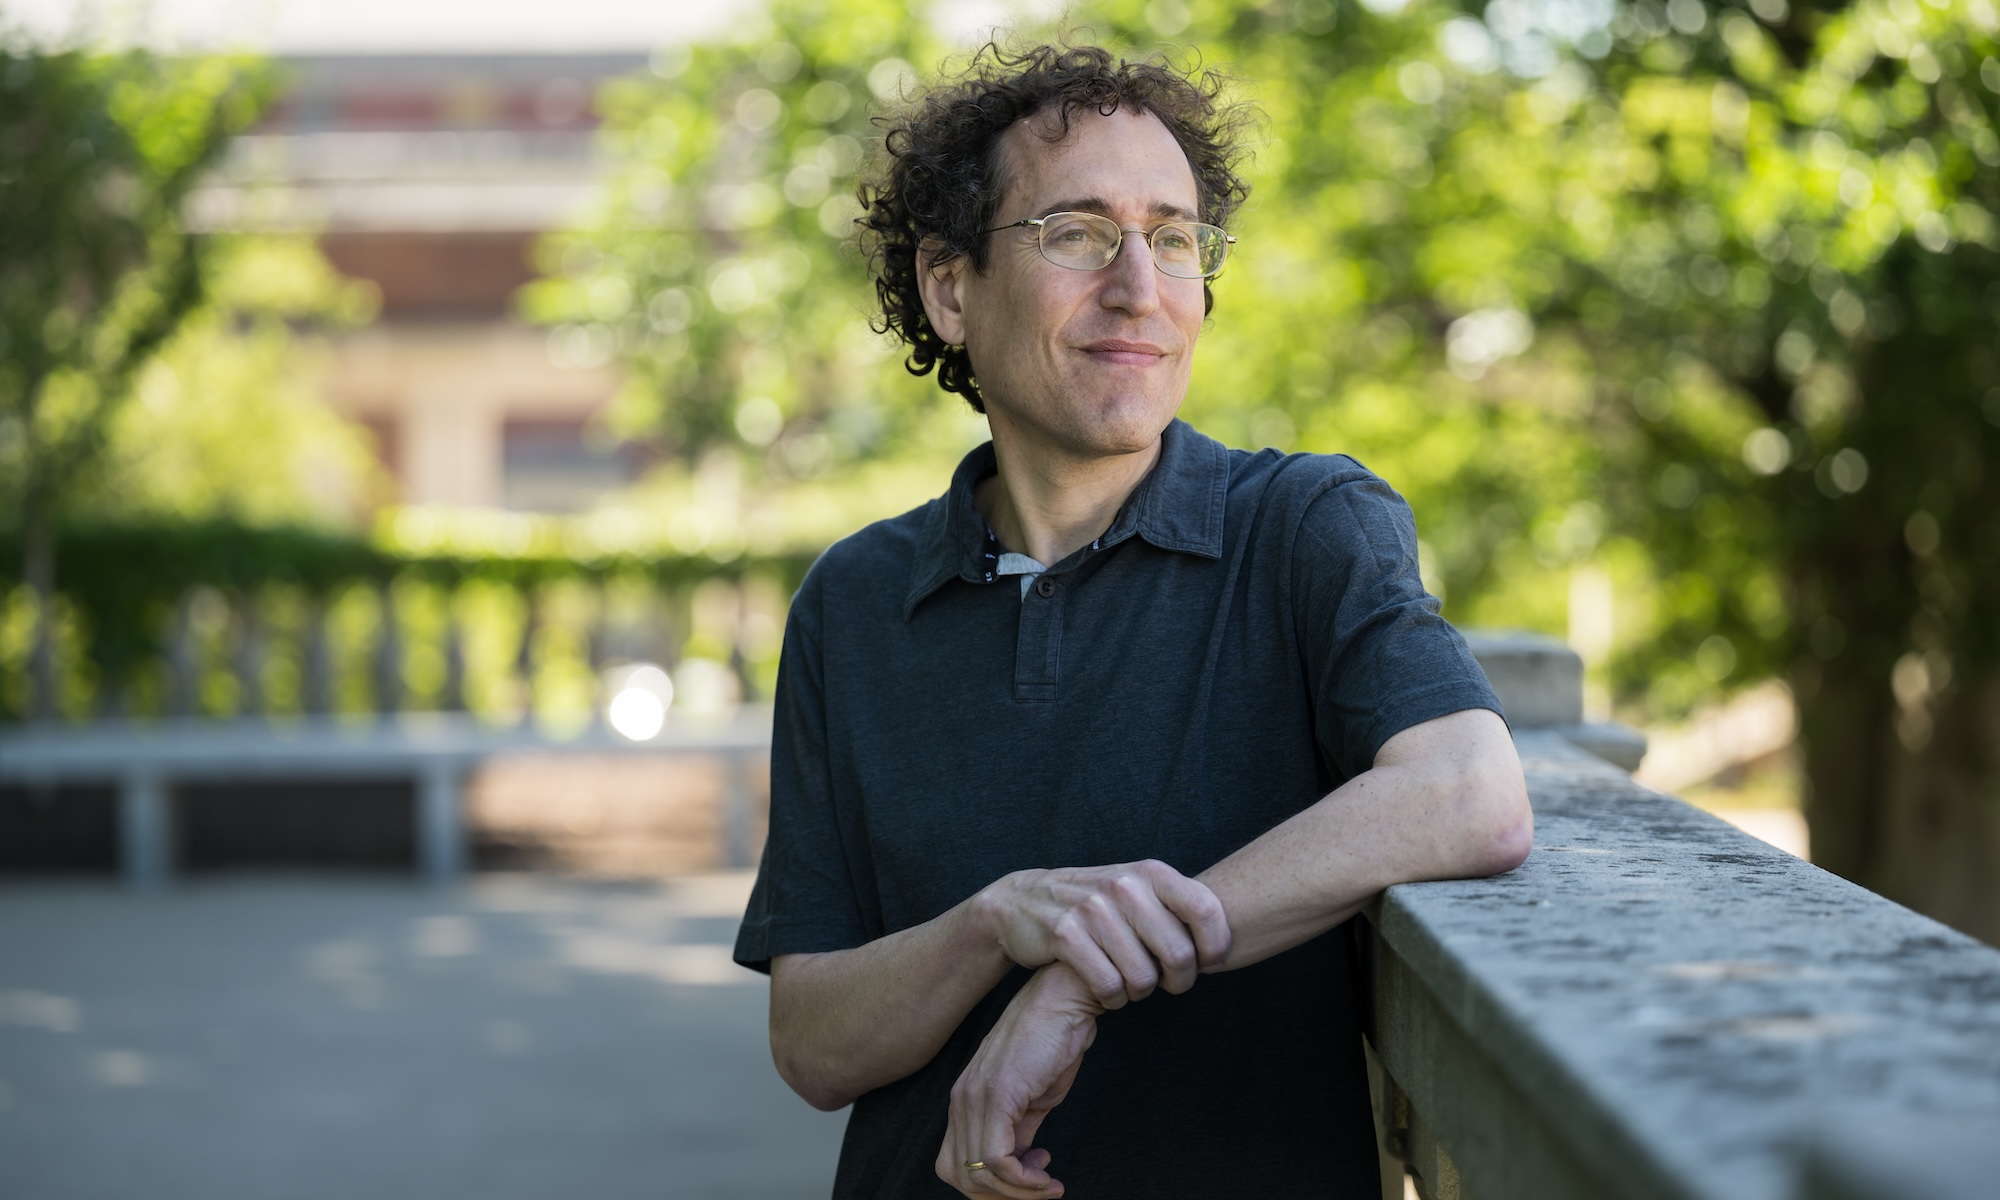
[551,0,2000,937]
[519,0,975,502]
[1093,0,2000,939]
[80,234,383,525]
[0,42,272,716]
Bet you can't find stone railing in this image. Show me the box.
[0,522,813,726]
[1372,633,2000,1200]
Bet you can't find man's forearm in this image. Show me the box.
[771,898,1013,1110]
[1198,707,1532,972]
[770,859,1228,1111]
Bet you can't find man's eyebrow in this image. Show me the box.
[1038,197,1201,222]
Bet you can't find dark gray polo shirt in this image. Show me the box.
[735,418,1500,1199]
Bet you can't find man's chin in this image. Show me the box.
[1058,409,1178,460]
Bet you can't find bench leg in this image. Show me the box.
[417,762,464,886]
[119,770,171,890]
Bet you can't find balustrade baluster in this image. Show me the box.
[441,611,467,713]
[233,594,266,718]
[587,600,609,728]
[96,669,128,719]
[372,580,403,717]
[514,588,539,726]
[302,596,334,717]
[27,590,56,721]
[166,593,198,718]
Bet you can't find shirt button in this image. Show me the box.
[1035,577,1057,598]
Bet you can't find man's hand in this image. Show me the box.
[972,860,1230,1008]
[936,964,1102,1199]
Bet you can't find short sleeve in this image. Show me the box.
[732,573,871,974]
[1291,468,1503,781]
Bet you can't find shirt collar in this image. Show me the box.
[903,418,1229,620]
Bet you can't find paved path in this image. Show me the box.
[0,873,846,1199]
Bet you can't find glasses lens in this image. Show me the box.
[1152,222,1230,279]
[1037,213,1123,270]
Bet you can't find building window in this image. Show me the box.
[501,420,641,513]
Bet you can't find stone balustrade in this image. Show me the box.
[1372,632,2000,1200]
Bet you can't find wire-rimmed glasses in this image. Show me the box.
[982,211,1236,279]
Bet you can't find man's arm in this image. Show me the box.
[936,707,1530,1196]
[1197,705,1530,970]
[769,860,1230,1111]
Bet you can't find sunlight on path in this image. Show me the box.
[0,872,844,1200]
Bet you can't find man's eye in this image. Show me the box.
[1156,229,1194,252]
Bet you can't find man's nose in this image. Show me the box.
[1098,228,1161,316]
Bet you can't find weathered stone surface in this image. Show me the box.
[1369,731,2000,1200]
[1795,1113,2000,1200]
[1552,722,1648,773]
[1464,632,1585,728]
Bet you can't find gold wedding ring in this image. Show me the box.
[964,1160,988,1172]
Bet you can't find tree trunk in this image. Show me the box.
[1801,664,2000,948]
[1874,676,2000,945]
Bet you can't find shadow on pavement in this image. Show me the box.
[0,872,845,1200]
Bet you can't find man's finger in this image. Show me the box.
[1114,878,1203,994]
[944,1065,1059,1198]
[1051,916,1129,1009]
[979,1152,1059,1197]
[970,1102,1060,1198]
[1083,891,1164,1001]
[1149,868,1232,968]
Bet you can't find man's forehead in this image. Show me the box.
[995,105,1199,216]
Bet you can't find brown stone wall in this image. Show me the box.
[321,231,537,317]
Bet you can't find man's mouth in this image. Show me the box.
[1078,339,1169,367]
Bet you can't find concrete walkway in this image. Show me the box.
[0,873,847,1199]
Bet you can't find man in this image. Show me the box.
[733,44,1532,1199]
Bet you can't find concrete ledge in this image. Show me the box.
[1366,731,2000,1200]
[1463,631,1586,728]
[1462,629,1647,772]
[0,710,774,885]
[1794,1114,2000,1200]
[1554,721,1647,773]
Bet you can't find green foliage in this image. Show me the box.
[519,0,979,485]
[0,43,274,517]
[77,234,386,524]
[537,0,1999,728]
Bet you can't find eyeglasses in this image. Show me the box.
[981,211,1236,279]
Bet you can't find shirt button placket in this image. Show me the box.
[1014,573,1063,702]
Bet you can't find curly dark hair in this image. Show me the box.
[858,43,1254,412]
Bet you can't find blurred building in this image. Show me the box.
[192,53,650,512]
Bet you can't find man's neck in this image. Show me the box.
[974,422,1166,567]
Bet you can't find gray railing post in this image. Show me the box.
[441,608,467,712]
[166,593,199,718]
[302,595,334,716]
[119,768,172,890]
[233,594,266,718]
[514,588,540,726]
[373,579,403,717]
[1461,629,1646,771]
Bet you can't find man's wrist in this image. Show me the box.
[961,877,1023,972]
[1026,961,1107,1019]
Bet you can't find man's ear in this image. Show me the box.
[915,237,969,348]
